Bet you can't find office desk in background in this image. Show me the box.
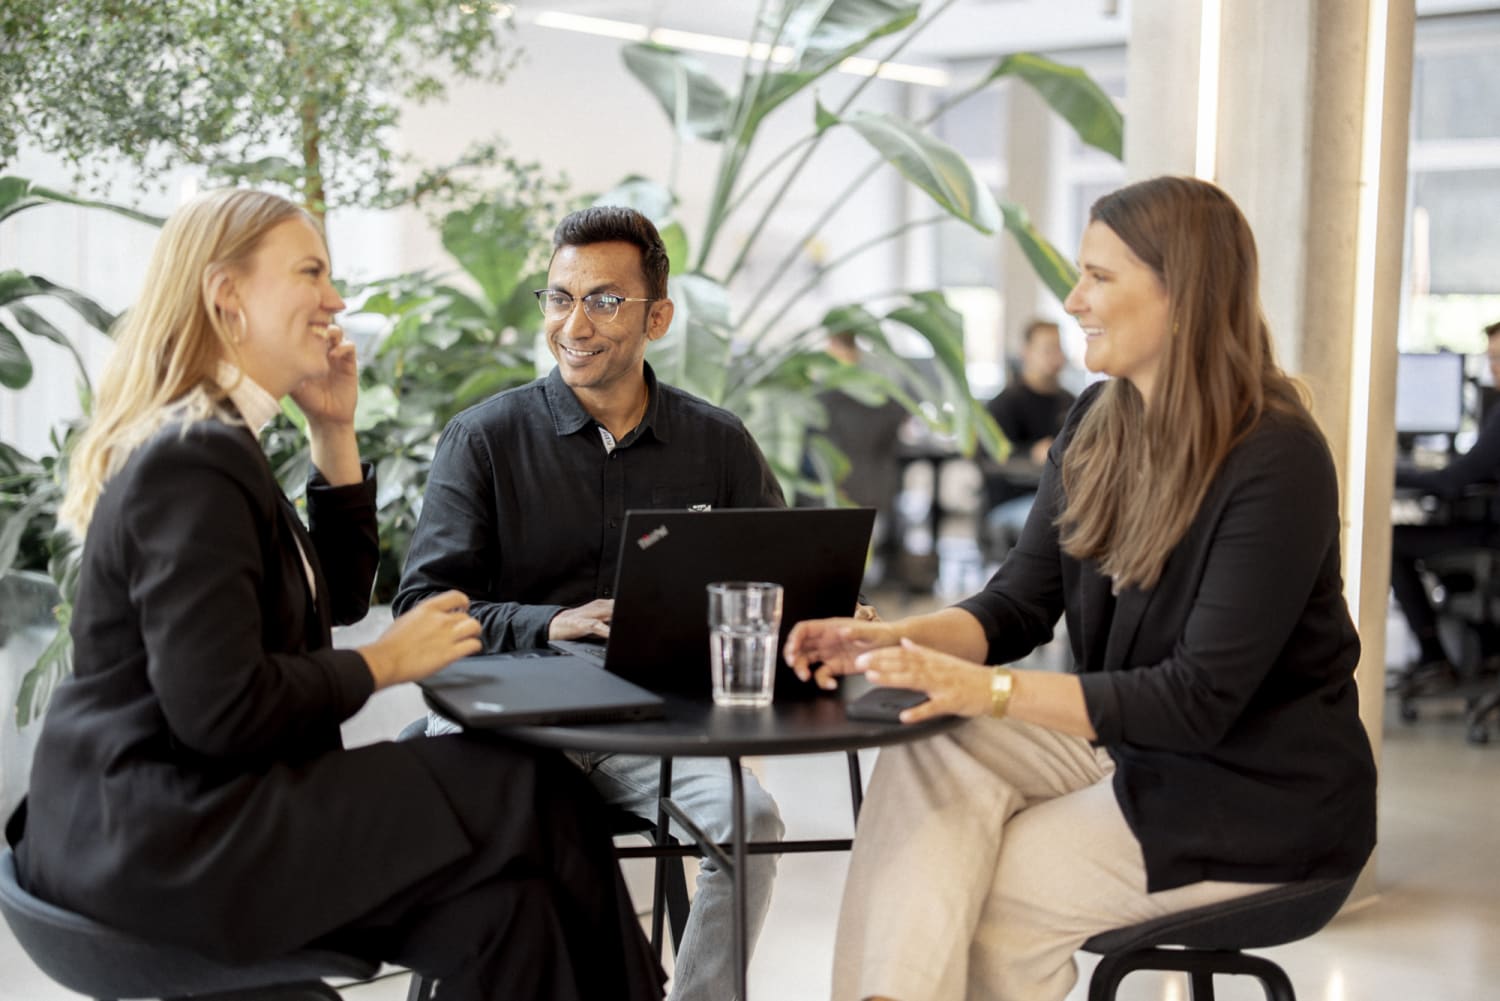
[501,680,962,1001]
[1390,483,1499,527]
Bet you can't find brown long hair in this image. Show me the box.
[1058,176,1306,590]
[59,189,315,536]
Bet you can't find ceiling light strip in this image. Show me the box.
[531,10,949,87]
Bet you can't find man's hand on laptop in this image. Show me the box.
[549,598,614,641]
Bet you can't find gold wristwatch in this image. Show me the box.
[990,666,1014,718]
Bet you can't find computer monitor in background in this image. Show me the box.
[1395,352,1466,437]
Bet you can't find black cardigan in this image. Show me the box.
[958,383,1377,892]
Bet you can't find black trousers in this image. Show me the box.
[1390,523,1493,657]
[308,734,664,1001]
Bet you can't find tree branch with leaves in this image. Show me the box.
[0,0,523,220]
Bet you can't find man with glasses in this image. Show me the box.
[395,205,785,1001]
[1389,319,1500,694]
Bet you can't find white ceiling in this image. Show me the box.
[524,0,1130,63]
[525,0,1500,65]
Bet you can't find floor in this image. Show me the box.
[4,586,1499,1001]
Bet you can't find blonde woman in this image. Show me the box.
[786,176,1376,1001]
[9,189,663,1000]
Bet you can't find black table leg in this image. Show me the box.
[845,749,864,822]
[729,755,748,1000]
[651,756,674,955]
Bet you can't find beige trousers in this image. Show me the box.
[831,718,1272,1001]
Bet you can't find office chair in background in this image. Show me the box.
[1397,546,1500,744]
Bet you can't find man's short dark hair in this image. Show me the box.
[1021,318,1060,345]
[552,206,670,299]
[1486,319,1500,340]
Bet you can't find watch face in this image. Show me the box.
[991,668,1014,717]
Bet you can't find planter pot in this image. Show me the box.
[1,571,62,821]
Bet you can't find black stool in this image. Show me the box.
[1080,875,1357,1001]
[0,847,376,1001]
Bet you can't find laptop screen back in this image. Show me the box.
[603,507,875,697]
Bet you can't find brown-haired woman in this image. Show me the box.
[785,175,1376,1001]
[8,188,663,1000]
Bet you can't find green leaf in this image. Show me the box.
[660,221,690,275]
[0,492,48,576]
[8,301,74,351]
[802,431,853,505]
[0,319,33,389]
[764,0,919,71]
[984,53,1123,160]
[15,618,70,727]
[653,273,733,403]
[883,291,1001,455]
[453,365,533,408]
[885,292,968,389]
[354,383,400,432]
[205,155,302,189]
[440,199,533,311]
[0,175,164,226]
[835,110,1000,234]
[0,270,37,307]
[737,1,918,144]
[622,43,731,141]
[814,98,839,134]
[1000,202,1079,303]
[25,275,116,332]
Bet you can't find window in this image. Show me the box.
[1402,12,1500,356]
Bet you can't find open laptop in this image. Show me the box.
[419,649,665,727]
[554,507,876,699]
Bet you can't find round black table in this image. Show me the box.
[503,678,958,756]
[502,679,962,1001]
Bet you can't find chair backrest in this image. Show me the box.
[0,847,374,999]
[1422,547,1500,624]
[1081,875,1358,955]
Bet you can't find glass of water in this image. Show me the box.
[706,581,783,708]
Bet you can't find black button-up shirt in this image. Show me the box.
[394,363,786,651]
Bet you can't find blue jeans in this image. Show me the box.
[428,713,783,1000]
[985,492,1038,556]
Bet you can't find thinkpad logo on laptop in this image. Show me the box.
[636,524,669,550]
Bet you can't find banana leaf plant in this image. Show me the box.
[0,177,160,394]
[0,178,161,725]
[612,0,1122,500]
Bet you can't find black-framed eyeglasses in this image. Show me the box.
[532,289,658,322]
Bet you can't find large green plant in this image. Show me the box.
[611,0,1122,496]
[0,177,162,396]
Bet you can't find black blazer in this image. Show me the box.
[958,383,1377,892]
[12,417,476,961]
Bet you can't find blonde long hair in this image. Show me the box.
[1058,176,1306,590]
[59,189,315,536]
